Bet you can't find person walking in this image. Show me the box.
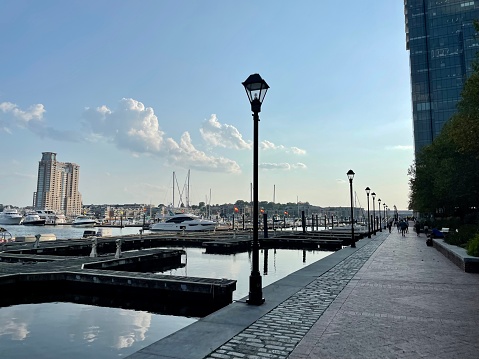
[387,221,392,233]
[400,220,407,237]
[414,221,421,236]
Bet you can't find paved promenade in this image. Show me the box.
[129,226,479,359]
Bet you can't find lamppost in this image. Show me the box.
[383,203,386,229]
[365,187,371,238]
[347,170,355,248]
[378,198,382,232]
[371,192,376,234]
[243,73,269,305]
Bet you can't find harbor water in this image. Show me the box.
[0,225,332,358]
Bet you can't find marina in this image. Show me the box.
[0,224,335,359]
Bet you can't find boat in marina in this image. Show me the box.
[35,209,66,225]
[0,207,23,225]
[150,213,217,232]
[71,215,97,227]
[22,212,46,226]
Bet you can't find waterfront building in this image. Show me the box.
[33,152,83,217]
[404,0,479,155]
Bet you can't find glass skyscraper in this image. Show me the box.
[405,0,479,155]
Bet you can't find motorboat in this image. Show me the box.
[0,207,23,225]
[35,209,66,225]
[22,212,46,226]
[150,213,217,232]
[71,215,97,227]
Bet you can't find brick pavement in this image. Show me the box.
[204,227,479,359]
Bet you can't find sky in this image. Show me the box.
[0,1,414,210]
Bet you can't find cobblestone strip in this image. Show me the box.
[205,239,383,359]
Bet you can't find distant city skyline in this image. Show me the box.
[0,1,413,210]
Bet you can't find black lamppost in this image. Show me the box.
[378,198,382,232]
[383,203,386,229]
[243,73,269,306]
[371,192,376,234]
[365,187,371,238]
[347,170,355,248]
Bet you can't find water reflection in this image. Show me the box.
[0,303,196,359]
[0,247,332,358]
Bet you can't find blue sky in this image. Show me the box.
[0,1,414,210]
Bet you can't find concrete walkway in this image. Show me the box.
[128,226,479,359]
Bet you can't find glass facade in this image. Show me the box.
[405,0,479,155]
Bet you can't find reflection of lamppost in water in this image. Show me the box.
[347,170,355,248]
[243,73,269,306]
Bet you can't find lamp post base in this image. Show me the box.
[247,273,264,305]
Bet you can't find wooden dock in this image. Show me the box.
[0,245,236,317]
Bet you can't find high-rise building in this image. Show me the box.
[33,152,83,216]
[405,0,479,155]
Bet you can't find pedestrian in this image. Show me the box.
[387,222,392,233]
[400,220,407,237]
[424,224,429,237]
[414,221,420,236]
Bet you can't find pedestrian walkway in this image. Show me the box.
[128,226,479,359]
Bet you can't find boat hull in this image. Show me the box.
[23,220,46,226]
[150,223,216,232]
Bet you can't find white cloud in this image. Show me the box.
[82,99,241,173]
[200,114,251,149]
[292,163,307,169]
[260,162,291,170]
[290,147,306,155]
[0,101,79,141]
[261,140,306,155]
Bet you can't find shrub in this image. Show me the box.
[444,224,479,247]
[466,234,479,257]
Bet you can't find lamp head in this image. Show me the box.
[365,187,370,196]
[371,192,376,200]
[347,169,355,181]
[242,73,269,113]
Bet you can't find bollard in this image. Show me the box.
[139,229,143,239]
[33,234,41,249]
[115,238,122,258]
[90,237,98,257]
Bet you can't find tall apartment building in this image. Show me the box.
[405,0,479,156]
[33,152,83,216]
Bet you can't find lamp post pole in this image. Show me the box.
[365,187,371,238]
[383,204,386,229]
[378,198,382,232]
[347,170,355,248]
[243,73,269,306]
[371,192,376,234]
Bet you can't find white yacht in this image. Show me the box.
[0,207,23,225]
[35,209,66,225]
[22,212,46,226]
[71,215,97,227]
[150,213,217,232]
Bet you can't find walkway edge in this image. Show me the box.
[432,237,479,273]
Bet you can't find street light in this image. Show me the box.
[383,203,386,229]
[378,198,382,232]
[243,73,269,305]
[365,187,371,238]
[347,170,355,248]
[371,192,376,234]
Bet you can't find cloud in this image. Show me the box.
[261,140,306,155]
[82,98,240,173]
[259,162,307,170]
[336,179,347,184]
[387,145,413,151]
[0,101,80,141]
[200,114,251,149]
